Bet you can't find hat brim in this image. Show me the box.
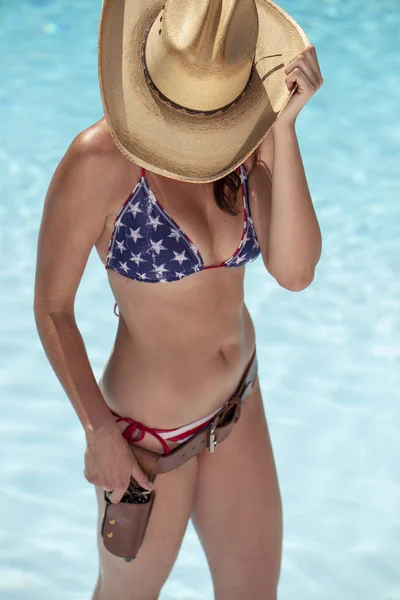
[98,0,309,183]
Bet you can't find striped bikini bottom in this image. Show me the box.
[111,401,229,456]
[110,362,257,456]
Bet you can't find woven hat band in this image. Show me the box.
[98,0,311,182]
[143,0,259,112]
[142,24,256,116]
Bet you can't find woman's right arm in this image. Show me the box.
[34,130,154,499]
[34,130,116,436]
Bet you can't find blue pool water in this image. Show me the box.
[1,0,399,598]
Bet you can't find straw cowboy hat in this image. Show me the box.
[98,0,310,183]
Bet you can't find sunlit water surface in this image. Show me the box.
[1,0,399,598]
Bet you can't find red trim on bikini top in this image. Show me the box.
[111,164,249,315]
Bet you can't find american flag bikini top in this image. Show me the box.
[105,165,261,283]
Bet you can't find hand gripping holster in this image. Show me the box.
[101,350,258,561]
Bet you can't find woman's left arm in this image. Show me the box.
[267,120,322,290]
[252,44,324,291]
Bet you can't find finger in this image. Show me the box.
[301,47,321,83]
[309,45,322,78]
[304,45,323,85]
[285,46,322,87]
[285,45,314,68]
[286,48,304,66]
[285,66,317,93]
[107,488,125,504]
[285,56,319,89]
[83,468,100,485]
[131,465,155,491]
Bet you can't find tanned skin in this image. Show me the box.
[35,98,321,598]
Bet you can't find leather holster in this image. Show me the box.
[101,350,258,561]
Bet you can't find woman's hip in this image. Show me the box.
[100,344,258,454]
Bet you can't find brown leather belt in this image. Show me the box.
[101,348,258,561]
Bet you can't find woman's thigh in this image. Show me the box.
[191,377,283,600]
[92,456,198,600]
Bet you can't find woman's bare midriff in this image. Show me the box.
[89,118,259,452]
[99,266,256,451]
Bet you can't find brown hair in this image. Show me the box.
[213,170,241,217]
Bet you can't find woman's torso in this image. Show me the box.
[92,119,259,428]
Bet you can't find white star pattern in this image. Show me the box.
[234,253,247,264]
[106,172,260,284]
[115,217,126,231]
[129,227,143,242]
[247,218,260,249]
[129,252,146,266]
[168,228,181,242]
[147,214,162,231]
[151,263,170,279]
[172,250,189,265]
[249,226,259,248]
[116,239,126,253]
[149,238,167,255]
[128,201,142,217]
[147,189,157,205]
[119,261,130,273]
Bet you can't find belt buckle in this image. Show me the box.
[208,415,220,453]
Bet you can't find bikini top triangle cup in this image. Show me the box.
[105,165,261,283]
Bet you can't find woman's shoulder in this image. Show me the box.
[46,118,130,219]
[70,117,120,163]
[56,117,131,196]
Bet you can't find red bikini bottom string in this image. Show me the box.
[114,302,119,317]
[116,416,171,455]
